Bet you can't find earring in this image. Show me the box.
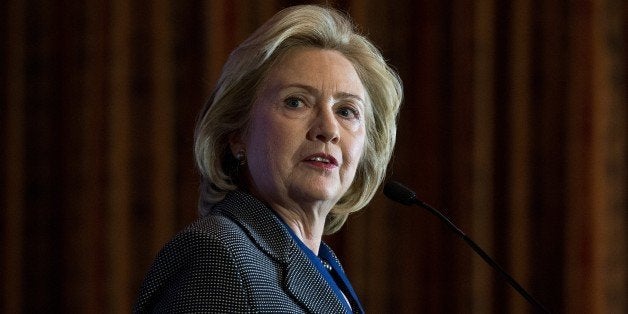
[235,149,246,166]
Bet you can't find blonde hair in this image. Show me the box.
[195,4,403,234]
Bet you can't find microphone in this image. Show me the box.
[384,181,550,313]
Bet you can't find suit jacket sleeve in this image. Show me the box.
[133,228,250,313]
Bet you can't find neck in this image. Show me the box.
[272,203,328,254]
[243,181,333,254]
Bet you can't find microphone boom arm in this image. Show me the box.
[413,198,549,313]
[384,181,550,313]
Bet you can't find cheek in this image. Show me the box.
[344,129,367,170]
[244,113,273,169]
[246,115,294,169]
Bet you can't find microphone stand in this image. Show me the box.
[412,198,550,313]
[384,181,550,313]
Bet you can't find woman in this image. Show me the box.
[134,4,402,313]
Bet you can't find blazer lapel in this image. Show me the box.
[284,245,347,313]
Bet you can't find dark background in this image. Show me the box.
[2,0,626,313]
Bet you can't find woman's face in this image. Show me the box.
[236,47,367,209]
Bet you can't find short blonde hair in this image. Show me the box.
[195,4,403,234]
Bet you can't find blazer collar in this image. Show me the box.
[211,190,348,313]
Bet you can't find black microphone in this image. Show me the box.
[384,181,550,313]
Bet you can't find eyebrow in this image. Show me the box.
[283,83,365,104]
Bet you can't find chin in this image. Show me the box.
[291,182,342,204]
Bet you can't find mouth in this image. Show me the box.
[304,153,339,168]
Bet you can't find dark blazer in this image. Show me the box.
[133,190,362,313]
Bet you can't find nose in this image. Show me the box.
[308,107,339,144]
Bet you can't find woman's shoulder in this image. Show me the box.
[134,212,253,313]
[163,211,251,259]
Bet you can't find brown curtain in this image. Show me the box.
[2,0,626,313]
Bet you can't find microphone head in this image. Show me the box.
[384,181,417,205]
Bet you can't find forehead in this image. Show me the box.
[259,47,366,98]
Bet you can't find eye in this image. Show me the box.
[284,97,304,108]
[336,106,360,120]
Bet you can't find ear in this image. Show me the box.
[228,133,245,156]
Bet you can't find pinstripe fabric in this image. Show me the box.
[133,190,355,313]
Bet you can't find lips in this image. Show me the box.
[303,153,339,167]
